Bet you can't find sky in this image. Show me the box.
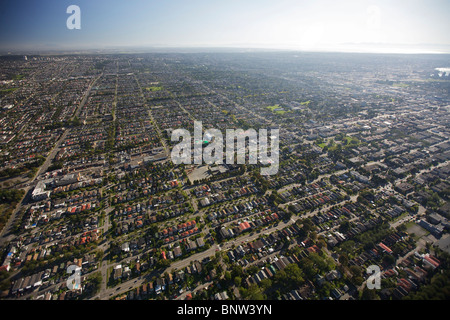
[0,0,449,53]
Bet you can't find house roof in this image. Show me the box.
[378,242,393,253]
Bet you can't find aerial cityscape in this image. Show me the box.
[0,0,449,306]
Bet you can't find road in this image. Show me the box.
[0,74,103,268]
[91,212,299,300]
[34,74,103,181]
[133,71,170,157]
[89,170,358,299]
[0,129,70,243]
[0,187,31,245]
[32,130,70,182]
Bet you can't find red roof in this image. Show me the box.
[378,242,392,253]
[424,255,440,268]
[0,265,9,272]
[240,221,251,230]
[384,269,395,277]
[307,245,320,253]
[426,255,440,265]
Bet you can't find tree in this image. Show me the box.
[339,220,351,233]
[318,281,333,297]
[382,254,395,266]
[300,218,315,234]
[338,254,349,266]
[241,284,265,300]
[0,188,24,204]
[352,276,364,286]
[360,286,380,300]
[156,258,171,269]
[71,116,82,127]
[349,265,362,278]
[299,257,316,279]
[288,205,297,214]
[274,263,305,290]
[95,249,104,261]
[0,270,11,291]
[89,272,103,294]
[317,239,327,249]
[404,270,450,300]
[268,192,283,205]
[260,278,272,290]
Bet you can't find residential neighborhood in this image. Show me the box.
[0,51,449,301]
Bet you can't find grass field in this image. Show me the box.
[266,104,288,114]
[344,136,360,146]
[0,88,18,95]
[266,105,279,111]
[405,221,429,240]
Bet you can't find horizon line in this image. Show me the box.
[1,44,450,56]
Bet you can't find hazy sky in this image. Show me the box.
[1,0,449,52]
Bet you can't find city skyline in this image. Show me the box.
[1,0,450,53]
